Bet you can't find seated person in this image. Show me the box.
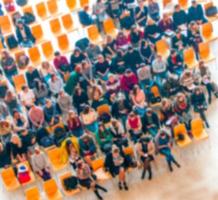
[0,69,8,99]
[20,129,36,154]
[171,28,187,52]
[158,13,174,34]
[33,79,49,105]
[19,85,35,109]
[70,48,86,70]
[139,39,155,64]
[148,0,160,22]
[95,55,111,82]
[12,110,28,133]
[134,0,148,27]
[116,31,129,50]
[28,104,45,129]
[48,74,64,96]
[144,18,162,44]
[188,0,207,24]
[120,9,135,30]
[43,99,58,124]
[25,66,42,89]
[129,26,143,47]
[0,142,11,169]
[120,69,138,93]
[4,90,21,114]
[78,5,94,26]
[172,5,188,29]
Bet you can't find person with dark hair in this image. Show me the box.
[33,79,49,105]
[171,28,187,52]
[25,66,42,89]
[139,39,155,65]
[0,69,8,99]
[120,69,138,93]
[12,110,28,133]
[155,129,181,172]
[134,0,148,27]
[77,158,107,200]
[43,99,57,124]
[148,0,160,22]
[70,49,86,70]
[0,142,11,169]
[19,85,35,109]
[95,55,111,82]
[48,73,64,96]
[4,90,21,114]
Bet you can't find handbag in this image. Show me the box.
[206,6,218,17]
[63,176,78,191]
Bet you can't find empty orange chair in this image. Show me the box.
[22,5,34,15]
[61,14,77,32]
[87,25,102,44]
[57,34,70,52]
[0,15,12,34]
[199,42,215,62]
[59,172,80,197]
[178,0,188,9]
[1,167,20,191]
[31,24,44,43]
[36,2,48,19]
[41,41,54,60]
[183,47,198,69]
[103,18,117,37]
[91,158,104,171]
[174,123,192,147]
[47,147,68,171]
[50,18,62,35]
[201,22,218,42]
[44,179,63,200]
[25,187,41,200]
[66,0,77,11]
[47,0,59,16]
[191,118,208,140]
[155,39,170,58]
[80,0,89,7]
[13,74,27,92]
[28,46,41,65]
[123,146,134,156]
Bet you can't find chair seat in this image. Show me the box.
[4,179,20,191]
[176,134,192,147]
[47,190,63,200]
[193,129,208,140]
[94,168,112,181]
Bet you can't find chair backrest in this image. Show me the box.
[57,34,70,52]
[61,13,74,31]
[44,179,58,198]
[199,42,210,60]
[174,123,187,137]
[28,46,41,64]
[36,2,48,19]
[31,24,44,43]
[0,15,12,34]
[47,147,63,165]
[204,2,213,10]
[202,22,213,39]
[103,18,116,35]
[66,0,77,11]
[50,18,61,35]
[25,187,40,200]
[163,0,172,7]
[47,0,58,15]
[22,5,34,15]
[41,41,54,59]
[1,167,16,186]
[150,85,160,97]
[123,146,134,156]
[155,39,169,56]
[178,0,188,9]
[13,74,26,92]
[97,104,111,116]
[191,118,204,136]
[91,158,104,171]
[87,25,100,42]
[80,0,89,7]
[183,47,196,65]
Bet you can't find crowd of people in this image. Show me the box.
[0,0,218,199]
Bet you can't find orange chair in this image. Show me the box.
[174,123,192,147]
[123,146,134,156]
[13,74,27,92]
[201,22,218,42]
[59,172,80,197]
[36,2,48,19]
[155,39,170,58]
[31,24,44,43]
[204,2,218,22]
[25,187,41,200]
[0,15,12,34]
[191,118,208,140]
[61,14,77,32]
[1,167,20,191]
[41,41,54,60]
[28,46,41,65]
[47,147,68,172]
[47,0,59,16]
[50,18,62,35]
[66,0,77,11]
[87,25,103,44]
[22,5,34,15]
[103,18,117,37]
[80,0,89,7]
[91,158,104,171]
[198,42,215,62]
[183,47,198,69]
[57,34,70,52]
[178,0,188,10]
[43,179,63,200]
[96,104,110,116]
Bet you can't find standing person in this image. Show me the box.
[155,129,181,172]
[77,159,107,200]
[136,135,155,180]
[31,146,51,181]
[104,145,129,191]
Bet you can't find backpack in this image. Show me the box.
[6,35,18,49]
[206,6,218,17]
[75,38,89,51]
[22,12,35,24]
[63,176,78,191]
[16,0,28,6]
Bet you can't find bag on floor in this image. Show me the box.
[63,176,78,191]
[206,6,218,17]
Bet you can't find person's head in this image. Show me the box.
[138,0,144,7]
[171,49,177,57]
[65,139,76,155]
[74,86,82,95]
[160,131,167,138]
[51,73,57,81]
[125,68,132,77]
[147,18,154,25]
[157,54,162,60]
[128,46,134,53]
[22,85,28,93]
[17,19,24,28]
[97,54,104,63]
[76,158,84,169]
[1,51,9,59]
[58,90,65,97]
[68,110,77,119]
[194,87,201,95]
[199,60,205,68]
[108,74,115,83]
[82,134,90,143]
[99,122,104,131]
[84,5,89,11]
[83,105,91,114]
[42,61,50,70]
[45,99,52,107]
[177,93,185,103]
[5,90,14,99]
[75,64,82,73]
[175,4,181,12]
[54,51,61,58]
[34,146,41,154]
[11,134,22,146]
[112,145,120,156]
[175,28,182,37]
[92,87,102,100]
[106,35,113,43]
[146,107,153,116]
[0,142,3,152]
[163,13,169,20]
[73,48,81,57]
[27,66,34,73]
[129,111,136,118]
[133,84,140,95]
[191,0,197,7]
[161,98,171,108]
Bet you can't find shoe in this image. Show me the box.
[118,182,123,190]
[123,182,128,191]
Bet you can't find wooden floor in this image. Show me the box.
[1,1,218,200]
